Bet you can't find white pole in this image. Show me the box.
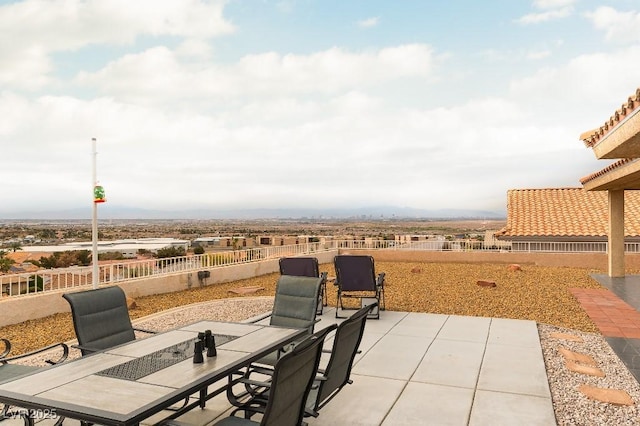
[92,138,99,289]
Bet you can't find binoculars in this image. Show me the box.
[193,329,216,363]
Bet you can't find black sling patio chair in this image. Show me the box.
[278,257,328,315]
[334,255,385,319]
[1,338,69,426]
[220,324,337,426]
[62,286,190,414]
[250,275,322,368]
[225,274,323,403]
[62,286,156,355]
[305,302,376,418]
[268,274,323,335]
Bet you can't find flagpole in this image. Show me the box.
[92,138,99,289]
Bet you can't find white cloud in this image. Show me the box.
[533,0,576,10]
[526,50,551,60]
[357,17,379,28]
[516,6,573,24]
[509,45,640,126]
[516,0,576,24]
[1,0,635,215]
[0,0,234,90]
[76,44,435,102]
[585,7,640,44]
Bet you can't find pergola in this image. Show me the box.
[580,87,640,277]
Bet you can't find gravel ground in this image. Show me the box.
[1,261,638,424]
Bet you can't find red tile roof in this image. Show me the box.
[497,188,640,237]
[580,88,640,148]
[580,159,637,185]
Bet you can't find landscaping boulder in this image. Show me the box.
[126,296,137,309]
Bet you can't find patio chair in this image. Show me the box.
[63,286,190,414]
[1,338,69,426]
[278,257,328,315]
[227,275,322,401]
[62,286,156,355]
[220,324,337,426]
[269,274,323,334]
[334,255,385,319]
[305,302,376,417]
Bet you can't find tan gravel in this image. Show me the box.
[0,261,603,356]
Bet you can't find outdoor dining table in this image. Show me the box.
[0,320,306,426]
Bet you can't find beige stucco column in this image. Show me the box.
[608,189,625,277]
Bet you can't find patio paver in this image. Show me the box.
[5,308,554,426]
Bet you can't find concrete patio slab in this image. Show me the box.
[412,339,485,388]
[352,333,433,380]
[469,390,556,426]
[487,318,540,348]
[305,374,406,426]
[477,343,551,397]
[388,312,448,338]
[382,382,474,426]
[438,315,491,343]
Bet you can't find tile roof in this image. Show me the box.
[579,158,637,185]
[581,87,640,148]
[496,188,640,237]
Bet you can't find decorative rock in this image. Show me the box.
[550,332,584,343]
[565,359,605,377]
[508,264,522,272]
[126,296,137,309]
[477,280,497,288]
[558,347,597,366]
[228,286,264,295]
[578,384,634,406]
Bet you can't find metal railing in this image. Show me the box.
[1,239,636,298]
[0,242,327,298]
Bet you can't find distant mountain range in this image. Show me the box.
[0,205,505,220]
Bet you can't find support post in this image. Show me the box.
[608,189,625,277]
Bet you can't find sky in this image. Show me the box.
[1,0,640,218]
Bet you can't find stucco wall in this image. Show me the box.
[350,249,640,270]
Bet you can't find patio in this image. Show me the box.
[147,307,555,425]
[1,306,554,426]
[145,307,553,425]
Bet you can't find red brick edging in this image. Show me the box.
[570,288,640,338]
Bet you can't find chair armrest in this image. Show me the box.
[0,341,69,365]
[247,365,275,376]
[0,338,11,359]
[239,378,272,389]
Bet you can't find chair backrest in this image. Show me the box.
[311,303,375,412]
[261,324,337,426]
[270,275,322,333]
[334,255,377,292]
[279,257,320,278]
[62,286,136,355]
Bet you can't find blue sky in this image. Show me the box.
[1,0,639,217]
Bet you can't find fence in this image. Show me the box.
[0,242,327,298]
[0,239,634,298]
